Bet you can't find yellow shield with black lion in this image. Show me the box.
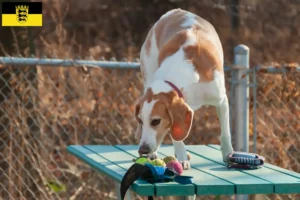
[15,5,29,23]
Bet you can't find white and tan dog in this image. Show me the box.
[134,9,234,169]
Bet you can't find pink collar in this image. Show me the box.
[164,80,184,99]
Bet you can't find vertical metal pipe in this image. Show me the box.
[234,44,250,152]
[234,45,250,200]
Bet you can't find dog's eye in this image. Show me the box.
[151,119,161,126]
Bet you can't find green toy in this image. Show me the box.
[150,158,166,167]
[134,156,151,164]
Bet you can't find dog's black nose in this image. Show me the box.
[138,144,151,155]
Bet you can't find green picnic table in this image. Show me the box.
[67,144,300,199]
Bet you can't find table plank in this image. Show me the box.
[115,145,196,196]
[67,145,154,196]
[189,145,300,194]
[67,144,300,197]
[83,145,155,196]
[208,144,300,180]
[169,145,273,195]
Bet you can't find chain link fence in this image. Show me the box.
[253,64,300,171]
[250,65,300,200]
[0,57,299,200]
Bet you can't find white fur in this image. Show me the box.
[140,28,159,92]
[160,9,179,19]
[149,80,173,94]
[183,70,227,110]
[138,9,234,166]
[138,100,158,152]
[181,12,197,28]
[172,140,190,169]
[154,47,200,88]
[184,28,198,46]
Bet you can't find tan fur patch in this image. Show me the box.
[155,9,188,49]
[135,88,192,142]
[135,88,175,122]
[145,28,153,56]
[153,9,223,82]
[158,30,187,66]
[184,29,222,82]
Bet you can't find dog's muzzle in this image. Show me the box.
[138,144,151,155]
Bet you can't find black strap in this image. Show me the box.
[120,163,150,200]
[120,163,193,200]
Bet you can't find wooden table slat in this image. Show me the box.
[67,145,154,196]
[67,144,300,197]
[83,145,154,196]
[208,144,300,180]
[67,145,123,181]
[189,145,300,194]
[160,146,273,195]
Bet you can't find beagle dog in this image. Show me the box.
[135,9,234,169]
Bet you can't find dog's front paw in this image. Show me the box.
[175,152,192,170]
[147,152,158,160]
[179,160,191,170]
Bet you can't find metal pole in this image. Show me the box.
[234,45,250,200]
[234,44,250,152]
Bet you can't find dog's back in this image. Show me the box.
[140,9,224,88]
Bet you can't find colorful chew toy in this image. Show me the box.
[134,156,151,164]
[166,160,183,175]
[133,155,184,175]
[150,158,166,167]
[163,156,177,164]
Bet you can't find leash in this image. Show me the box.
[120,163,193,200]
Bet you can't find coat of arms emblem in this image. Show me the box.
[15,5,29,23]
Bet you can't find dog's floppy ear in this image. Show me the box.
[167,98,193,141]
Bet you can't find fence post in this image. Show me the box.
[233,45,250,200]
[233,44,250,152]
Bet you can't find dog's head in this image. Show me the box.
[134,88,193,156]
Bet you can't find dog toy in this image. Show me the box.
[150,159,166,167]
[226,151,265,169]
[166,160,183,175]
[134,156,151,164]
[163,156,177,164]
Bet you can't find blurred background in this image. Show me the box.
[0,0,299,199]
